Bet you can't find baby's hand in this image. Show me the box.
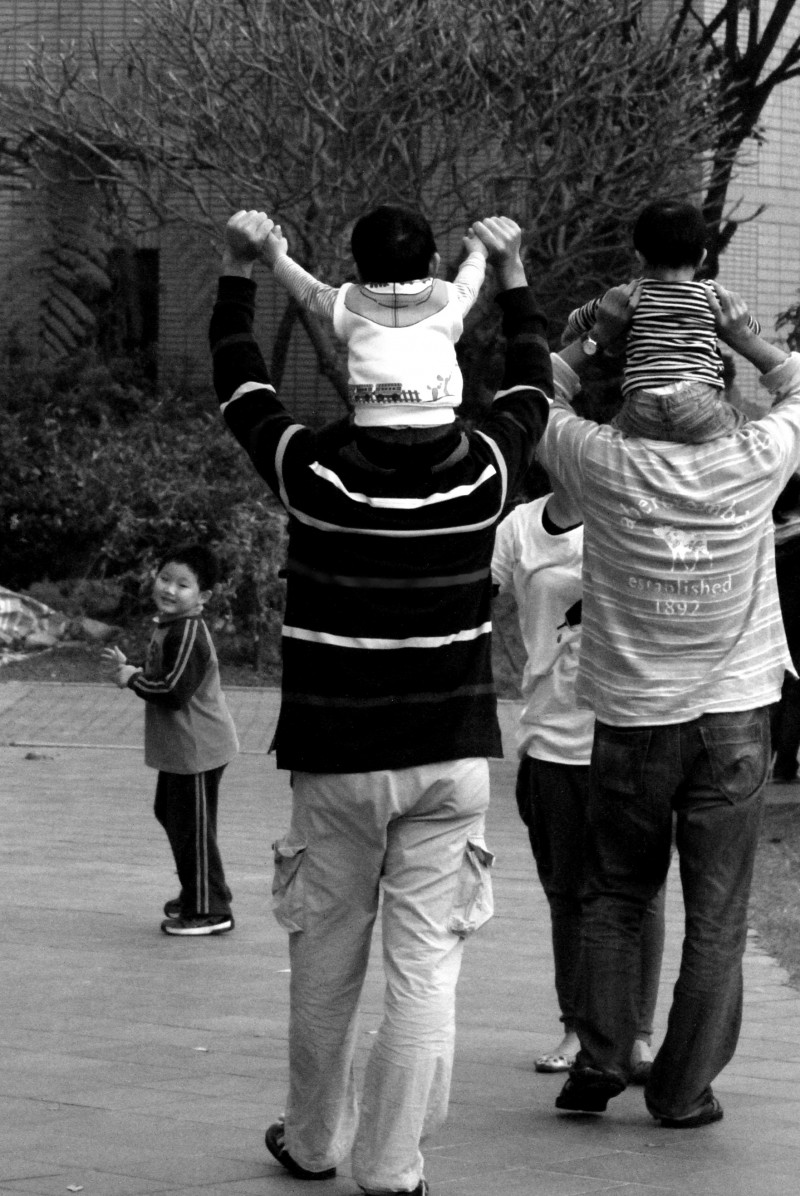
[470,216,523,264]
[260,222,289,267]
[463,226,490,259]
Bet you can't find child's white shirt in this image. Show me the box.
[272,251,486,410]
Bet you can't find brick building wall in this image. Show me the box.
[715,37,800,403]
[0,0,345,426]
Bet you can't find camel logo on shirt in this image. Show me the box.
[652,524,712,571]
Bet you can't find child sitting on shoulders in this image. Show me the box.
[102,543,238,937]
[566,198,761,443]
[243,203,487,428]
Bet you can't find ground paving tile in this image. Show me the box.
[1,681,800,1195]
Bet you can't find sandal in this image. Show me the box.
[535,1051,575,1073]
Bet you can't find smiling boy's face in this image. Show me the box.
[153,560,210,618]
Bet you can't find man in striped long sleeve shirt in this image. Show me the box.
[540,280,800,1130]
[210,211,551,1196]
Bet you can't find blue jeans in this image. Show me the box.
[574,708,770,1119]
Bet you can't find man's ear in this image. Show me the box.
[198,589,213,607]
[698,248,708,268]
[429,251,441,278]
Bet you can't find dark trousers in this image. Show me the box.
[516,756,665,1039]
[575,707,769,1119]
[154,766,232,917]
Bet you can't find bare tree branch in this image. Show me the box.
[0,0,734,394]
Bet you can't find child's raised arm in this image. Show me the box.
[452,225,489,316]
[259,219,338,323]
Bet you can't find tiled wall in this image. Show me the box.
[714,12,800,401]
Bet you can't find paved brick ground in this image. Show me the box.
[1,681,800,1195]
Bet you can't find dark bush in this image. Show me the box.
[0,345,287,667]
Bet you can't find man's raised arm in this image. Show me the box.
[210,212,306,497]
[471,217,552,406]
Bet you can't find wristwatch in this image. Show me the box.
[581,332,601,356]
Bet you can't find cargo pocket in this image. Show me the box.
[271,837,307,933]
[447,838,495,938]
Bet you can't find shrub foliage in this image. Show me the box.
[0,345,287,668]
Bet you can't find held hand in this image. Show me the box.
[223,210,276,271]
[470,216,523,265]
[259,222,289,268]
[462,227,490,259]
[705,280,752,344]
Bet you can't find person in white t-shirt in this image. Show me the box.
[254,203,487,428]
[493,478,665,1082]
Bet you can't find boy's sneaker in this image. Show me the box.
[163,897,182,918]
[161,914,234,936]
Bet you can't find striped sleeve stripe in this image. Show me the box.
[474,430,509,508]
[286,561,490,588]
[275,423,306,510]
[134,620,197,694]
[282,623,492,649]
[220,379,277,413]
[493,384,550,404]
[286,505,503,537]
[308,461,498,508]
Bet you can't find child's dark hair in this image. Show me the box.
[157,543,219,591]
[633,199,708,269]
[351,204,437,284]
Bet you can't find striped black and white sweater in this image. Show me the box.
[567,280,761,395]
[210,276,551,773]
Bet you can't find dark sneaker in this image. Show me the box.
[556,1070,625,1113]
[161,914,234,936]
[163,897,182,918]
[265,1120,336,1180]
[649,1091,724,1129]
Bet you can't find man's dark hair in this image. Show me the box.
[351,204,437,283]
[157,543,219,591]
[633,199,708,269]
